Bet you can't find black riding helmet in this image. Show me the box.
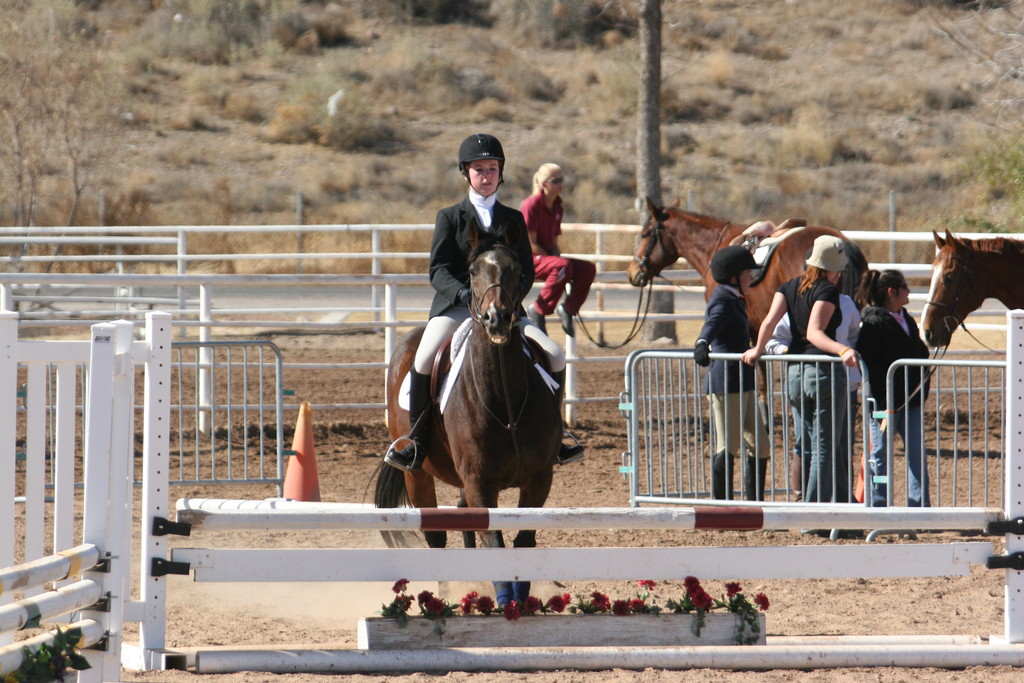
[458,133,505,181]
[710,245,757,285]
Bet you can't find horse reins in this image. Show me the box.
[466,260,529,484]
[574,213,664,349]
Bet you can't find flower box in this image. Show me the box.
[358,612,766,650]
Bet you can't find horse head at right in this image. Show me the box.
[922,230,981,348]
[627,196,679,287]
[467,218,522,345]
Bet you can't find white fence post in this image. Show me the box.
[199,283,212,434]
[0,312,16,644]
[135,312,173,670]
[1003,309,1024,643]
[80,320,133,681]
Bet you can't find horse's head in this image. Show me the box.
[627,197,680,287]
[922,230,981,348]
[467,218,522,345]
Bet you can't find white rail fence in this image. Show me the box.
[0,226,1016,428]
[3,311,1024,676]
[1,313,171,682]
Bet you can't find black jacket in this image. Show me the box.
[857,305,930,411]
[428,197,534,318]
[696,285,755,394]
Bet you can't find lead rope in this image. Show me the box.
[575,276,655,349]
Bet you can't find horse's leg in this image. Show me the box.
[508,472,554,604]
[457,490,475,548]
[406,472,446,548]
[459,476,511,603]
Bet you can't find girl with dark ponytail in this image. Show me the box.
[855,269,931,507]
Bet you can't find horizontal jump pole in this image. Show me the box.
[171,543,992,583]
[174,499,1002,532]
[0,580,103,633]
[0,544,100,597]
[192,642,1024,674]
[0,619,105,675]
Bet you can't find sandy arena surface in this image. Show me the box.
[118,331,1019,683]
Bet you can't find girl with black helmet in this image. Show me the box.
[384,133,584,472]
[693,245,768,500]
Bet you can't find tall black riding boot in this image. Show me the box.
[743,456,769,501]
[384,370,431,472]
[552,369,585,465]
[711,451,734,500]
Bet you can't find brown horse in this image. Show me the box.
[375,219,561,605]
[922,230,1024,348]
[626,198,867,336]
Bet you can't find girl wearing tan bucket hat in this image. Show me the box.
[742,234,859,504]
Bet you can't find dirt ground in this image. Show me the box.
[118,330,1020,683]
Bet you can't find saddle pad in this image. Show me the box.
[398,322,559,414]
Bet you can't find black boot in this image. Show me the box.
[711,451,734,500]
[743,456,769,501]
[384,370,431,472]
[552,369,584,465]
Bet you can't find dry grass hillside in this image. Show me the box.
[3,0,1024,270]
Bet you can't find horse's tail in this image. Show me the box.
[841,237,868,298]
[372,461,429,548]
[373,459,410,508]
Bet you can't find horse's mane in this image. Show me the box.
[963,236,1024,256]
[664,207,735,227]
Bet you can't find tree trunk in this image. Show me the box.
[636,0,676,344]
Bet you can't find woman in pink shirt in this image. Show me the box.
[520,163,596,337]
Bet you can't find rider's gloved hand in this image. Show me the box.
[457,287,472,305]
[694,339,711,367]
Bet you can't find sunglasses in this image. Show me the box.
[546,177,564,184]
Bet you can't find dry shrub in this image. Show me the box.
[223,90,264,122]
[166,107,213,132]
[921,83,975,111]
[472,97,510,122]
[264,102,318,144]
[311,5,355,47]
[705,49,734,87]
[490,0,635,49]
[776,104,837,167]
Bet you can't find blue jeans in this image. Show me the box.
[868,404,931,507]
[787,362,848,503]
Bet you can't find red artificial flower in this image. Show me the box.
[754,593,770,611]
[726,582,742,598]
[460,591,479,615]
[392,579,409,594]
[637,579,656,591]
[423,596,447,617]
[398,595,413,611]
[545,593,569,613]
[683,576,702,595]
[590,591,611,612]
[523,596,543,615]
[416,590,433,607]
[629,598,647,613]
[692,588,714,611]
[476,595,496,615]
[503,600,522,621]
[612,599,631,616]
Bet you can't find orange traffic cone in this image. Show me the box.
[284,401,320,501]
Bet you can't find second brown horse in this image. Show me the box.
[627,198,867,336]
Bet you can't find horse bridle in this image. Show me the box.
[924,251,993,351]
[633,213,667,282]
